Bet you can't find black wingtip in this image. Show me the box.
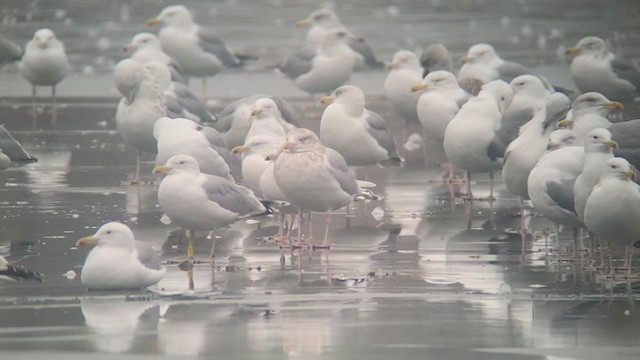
[259,200,278,216]
[353,189,383,202]
[379,156,404,168]
[634,240,640,249]
[1,265,44,282]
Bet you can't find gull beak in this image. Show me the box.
[565,47,579,55]
[354,36,364,43]
[606,101,624,111]
[460,55,473,64]
[152,165,172,174]
[76,235,97,247]
[557,118,574,128]
[411,83,427,92]
[546,142,558,150]
[232,145,249,154]
[145,17,161,26]
[250,107,261,117]
[319,96,334,105]
[122,43,136,53]
[295,19,311,27]
[281,141,293,150]
[37,38,48,48]
[625,169,637,181]
[265,153,276,161]
[385,62,398,70]
[605,140,619,149]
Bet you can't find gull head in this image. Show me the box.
[296,8,340,28]
[547,129,576,150]
[566,36,607,56]
[114,59,145,103]
[583,128,617,153]
[572,92,623,117]
[509,75,548,98]
[420,43,452,72]
[153,154,201,176]
[387,50,420,71]
[76,222,135,250]
[147,5,193,28]
[33,28,57,49]
[251,98,280,119]
[602,158,636,181]
[541,93,572,130]
[282,128,322,153]
[233,135,278,156]
[480,80,513,113]
[413,70,459,92]
[461,43,499,65]
[321,85,365,114]
[322,27,361,47]
[124,32,161,53]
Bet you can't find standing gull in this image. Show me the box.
[232,135,279,197]
[122,32,186,84]
[278,28,358,96]
[76,222,165,290]
[19,28,69,127]
[146,5,241,93]
[319,85,401,167]
[584,158,640,274]
[384,50,423,125]
[245,98,291,142]
[443,80,513,199]
[558,92,623,144]
[295,8,383,70]
[153,154,269,268]
[273,128,379,248]
[566,36,640,100]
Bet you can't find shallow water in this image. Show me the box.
[1,0,640,359]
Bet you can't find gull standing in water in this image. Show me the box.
[19,28,69,127]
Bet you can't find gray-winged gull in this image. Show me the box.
[384,50,423,125]
[295,8,383,70]
[443,80,513,199]
[153,154,269,266]
[123,32,186,84]
[319,85,401,167]
[558,92,623,144]
[566,36,640,100]
[584,157,640,274]
[232,135,280,197]
[245,98,291,142]
[0,124,38,168]
[19,28,69,127]
[76,222,166,290]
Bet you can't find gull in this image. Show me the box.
[122,32,186,83]
[278,28,358,96]
[558,92,623,144]
[566,36,640,100]
[502,93,571,200]
[273,128,379,248]
[0,256,43,282]
[420,43,453,77]
[76,222,165,290]
[245,98,291,143]
[153,154,269,267]
[319,85,401,167]
[584,158,640,275]
[232,135,280,197]
[412,70,471,167]
[153,117,232,181]
[0,34,21,67]
[19,28,69,127]
[0,124,38,170]
[573,128,618,221]
[295,8,383,70]
[146,5,242,93]
[443,80,513,199]
[215,94,300,147]
[384,50,423,125]
[144,61,216,124]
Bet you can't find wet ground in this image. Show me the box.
[2,0,640,359]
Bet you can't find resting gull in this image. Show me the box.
[558,92,623,144]
[76,222,165,290]
[319,85,401,167]
[19,28,69,127]
[232,135,279,197]
[384,50,423,125]
[566,36,640,100]
[245,98,291,143]
[123,32,186,84]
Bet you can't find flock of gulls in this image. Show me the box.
[2,4,640,292]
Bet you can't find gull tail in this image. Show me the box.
[0,125,37,163]
[0,264,44,282]
[353,189,383,202]
[379,156,404,168]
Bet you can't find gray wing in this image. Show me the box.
[165,94,186,118]
[198,126,231,164]
[325,148,358,196]
[610,55,640,90]
[135,242,162,270]
[278,46,315,80]
[610,119,640,169]
[545,179,577,213]
[0,125,36,163]
[0,35,21,65]
[215,94,267,133]
[364,110,400,160]
[487,108,535,160]
[270,96,301,128]
[168,62,187,84]
[197,27,241,67]
[201,175,264,216]
[496,61,536,83]
[173,83,215,123]
[349,39,383,68]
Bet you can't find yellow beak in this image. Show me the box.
[145,17,161,26]
[605,140,619,149]
[76,235,97,247]
[557,119,574,128]
[624,169,637,180]
[152,165,172,174]
[411,83,427,92]
[565,47,579,55]
[385,62,398,70]
[37,39,48,48]
[250,107,261,117]
[295,19,311,27]
[606,101,624,111]
[122,43,136,53]
[460,55,473,64]
[232,145,249,154]
[319,96,334,105]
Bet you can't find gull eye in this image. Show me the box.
[337,32,345,38]
[106,230,112,235]
[179,160,185,165]
[314,14,324,20]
